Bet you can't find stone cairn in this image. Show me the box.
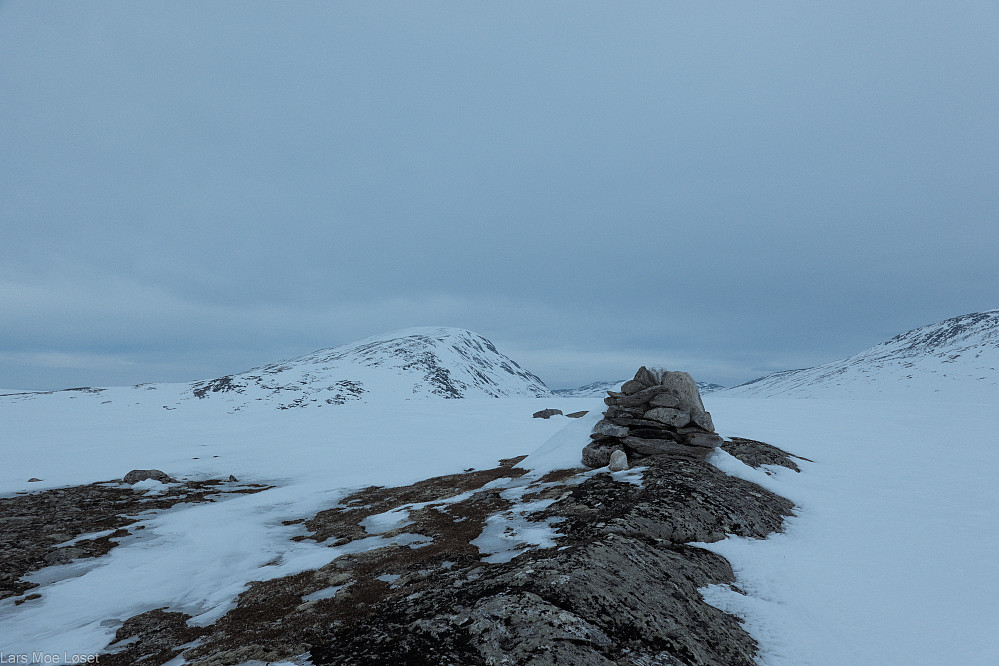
[582,366,724,468]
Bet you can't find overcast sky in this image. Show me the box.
[2,1,997,391]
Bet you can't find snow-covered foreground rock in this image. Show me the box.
[701,395,999,665]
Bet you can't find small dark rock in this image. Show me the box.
[532,408,564,419]
[565,411,588,418]
[27,478,41,483]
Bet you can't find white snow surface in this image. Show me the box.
[3,373,999,662]
[723,308,999,399]
[700,394,999,665]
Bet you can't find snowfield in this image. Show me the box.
[701,395,999,665]
[0,394,600,655]
[3,391,998,663]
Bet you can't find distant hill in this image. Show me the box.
[0,328,553,411]
[722,309,999,399]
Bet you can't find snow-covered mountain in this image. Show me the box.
[0,328,552,411]
[722,309,999,399]
[554,379,725,398]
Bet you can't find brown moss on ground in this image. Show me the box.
[0,479,271,602]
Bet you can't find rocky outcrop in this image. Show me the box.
[97,440,798,665]
[583,367,723,468]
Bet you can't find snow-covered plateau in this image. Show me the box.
[2,318,998,664]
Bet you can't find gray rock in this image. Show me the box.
[643,407,691,428]
[721,437,809,472]
[633,366,659,387]
[592,420,629,438]
[122,469,174,485]
[27,478,41,483]
[683,432,725,448]
[468,592,614,665]
[623,437,706,459]
[582,442,618,468]
[608,450,629,471]
[607,416,674,430]
[615,385,673,407]
[690,409,715,432]
[648,392,681,408]
[566,411,589,418]
[533,408,564,419]
[627,427,675,440]
[619,380,645,395]
[657,370,706,412]
[44,546,86,565]
[604,405,646,418]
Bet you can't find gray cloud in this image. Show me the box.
[2,1,997,390]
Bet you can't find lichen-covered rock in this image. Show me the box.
[467,591,614,665]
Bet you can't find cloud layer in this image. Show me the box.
[2,2,997,389]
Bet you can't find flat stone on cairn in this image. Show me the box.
[582,366,723,468]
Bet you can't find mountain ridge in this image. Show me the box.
[0,327,553,410]
[722,308,999,399]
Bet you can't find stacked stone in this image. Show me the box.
[582,366,724,468]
